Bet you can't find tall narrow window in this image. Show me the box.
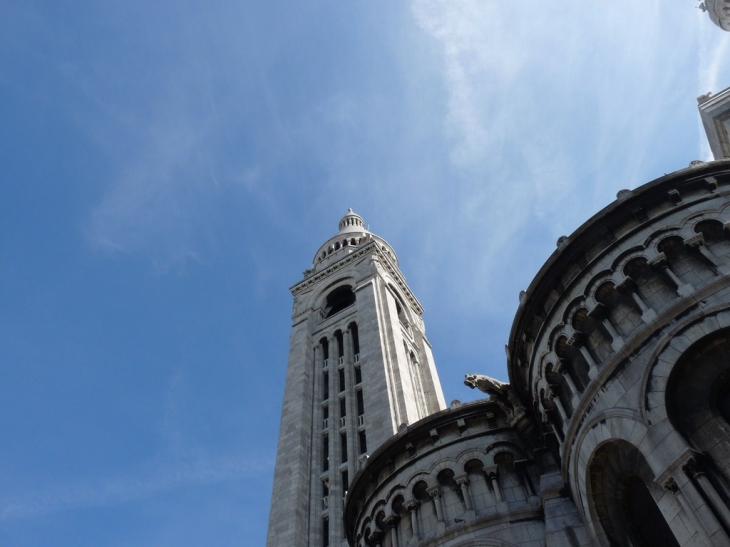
[323,518,329,547]
[322,436,329,472]
[323,404,329,428]
[342,470,349,491]
[349,322,360,355]
[320,338,329,362]
[339,397,346,418]
[357,390,364,416]
[359,431,367,454]
[354,366,362,385]
[323,372,329,401]
[339,368,345,392]
[335,330,344,359]
[341,433,348,463]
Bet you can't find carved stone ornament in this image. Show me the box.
[663,477,679,493]
[464,374,526,421]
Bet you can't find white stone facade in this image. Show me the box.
[345,399,591,547]
[345,160,730,547]
[266,210,446,547]
[509,159,730,546]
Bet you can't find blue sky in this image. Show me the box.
[1,2,729,545]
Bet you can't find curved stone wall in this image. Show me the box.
[345,400,589,547]
[508,160,730,546]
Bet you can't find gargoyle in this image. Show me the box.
[464,373,525,421]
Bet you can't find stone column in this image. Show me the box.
[648,252,694,296]
[344,329,357,483]
[617,276,657,323]
[568,334,598,380]
[455,474,474,512]
[404,500,420,540]
[549,390,569,425]
[515,459,537,503]
[559,369,582,409]
[663,477,716,546]
[664,475,730,546]
[486,466,508,513]
[685,460,730,534]
[542,414,563,449]
[327,335,340,543]
[369,528,383,547]
[589,303,624,351]
[385,516,400,547]
[309,345,324,541]
[685,233,722,273]
[486,469,502,502]
[428,487,444,522]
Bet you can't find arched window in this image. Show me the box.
[437,468,462,521]
[412,480,435,535]
[324,286,356,318]
[658,235,715,284]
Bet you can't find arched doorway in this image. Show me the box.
[588,440,679,547]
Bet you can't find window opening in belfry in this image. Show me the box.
[349,322,359,355]
[335,330,344,358]
[324,285,356,318]
[321,338,329,361]
[390,286,407,324]
[356,390,364,416]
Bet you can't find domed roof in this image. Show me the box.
[338,208,366,233]
[310,209,398,269]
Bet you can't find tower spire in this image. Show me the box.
[266,211,445,547]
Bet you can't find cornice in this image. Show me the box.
[290,240,426,316]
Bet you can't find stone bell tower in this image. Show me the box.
[266,209,446,547]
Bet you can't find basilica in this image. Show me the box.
[266,89,730,547]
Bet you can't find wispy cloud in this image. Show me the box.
[404,0,726,315]
[0,455,272,521]
[86,85,218,270]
